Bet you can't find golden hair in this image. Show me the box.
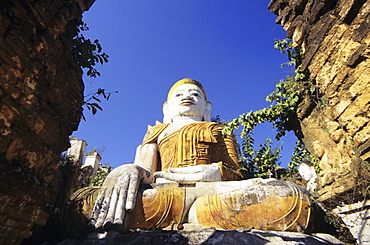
[167,78,207,101]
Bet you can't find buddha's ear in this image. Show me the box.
[203,101,213,122]
[162,101,172,123]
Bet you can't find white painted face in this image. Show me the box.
[166,84,208,120]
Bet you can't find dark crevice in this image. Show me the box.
[343,0,367,25]
[294,0,309,16]
[308,0,337,24]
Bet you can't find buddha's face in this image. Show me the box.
[166,84,208,119]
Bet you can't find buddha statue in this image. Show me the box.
[74,79,315,235]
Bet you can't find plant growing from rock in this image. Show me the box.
[225,39,318,177]
[89,163,113,187]
[73,23,109,78]
[72,22,117,119]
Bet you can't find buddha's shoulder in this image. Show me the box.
[143,122,170,143]
[148,122,170,132]
[202,121,227,130]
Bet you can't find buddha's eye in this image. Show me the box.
[191,93,199,97]
[175,93,182,97]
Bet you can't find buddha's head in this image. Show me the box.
[163,78,212,123]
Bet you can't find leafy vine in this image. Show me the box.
[72,22,116,118]
[89,163,113,187]
[82,88,118,120]
[225,39,318,177]
[73,23,109,78]
[239,134,282,178]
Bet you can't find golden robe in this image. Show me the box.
[142,122,242,180]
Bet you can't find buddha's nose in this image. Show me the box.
[182,96,194,101]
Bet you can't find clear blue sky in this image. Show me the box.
[73,0,297,169]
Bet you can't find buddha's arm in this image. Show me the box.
[133,143,158,183]
[153,163,222,183]
[90,143,158,232]
[216,133,243,180]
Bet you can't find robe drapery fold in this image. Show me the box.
[142,122,242,181]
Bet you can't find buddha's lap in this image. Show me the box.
[125,180,313,231]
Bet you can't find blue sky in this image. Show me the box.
[73,0,297,169]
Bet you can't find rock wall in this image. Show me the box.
[0,0,94,244]
[268,0,370,203]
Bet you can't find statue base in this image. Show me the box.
[56,228,344,245]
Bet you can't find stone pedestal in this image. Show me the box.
[57,229,344,245]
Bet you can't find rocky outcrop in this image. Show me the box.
[268,0,370,202]
[268,0,370,242]
[0,0,94,244]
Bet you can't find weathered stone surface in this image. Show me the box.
[0,0,94,244]
[268,0,370,205]
[57,229,344,245]
[333,200,370,244]
[269,1,370,242]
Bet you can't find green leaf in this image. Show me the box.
[92,106,97,115]
[91,103,103,111]
[92,96,101,103]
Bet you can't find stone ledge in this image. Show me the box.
[57,228,344,245]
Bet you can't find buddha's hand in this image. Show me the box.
[153,163,221,183]
[89,164,150,232]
